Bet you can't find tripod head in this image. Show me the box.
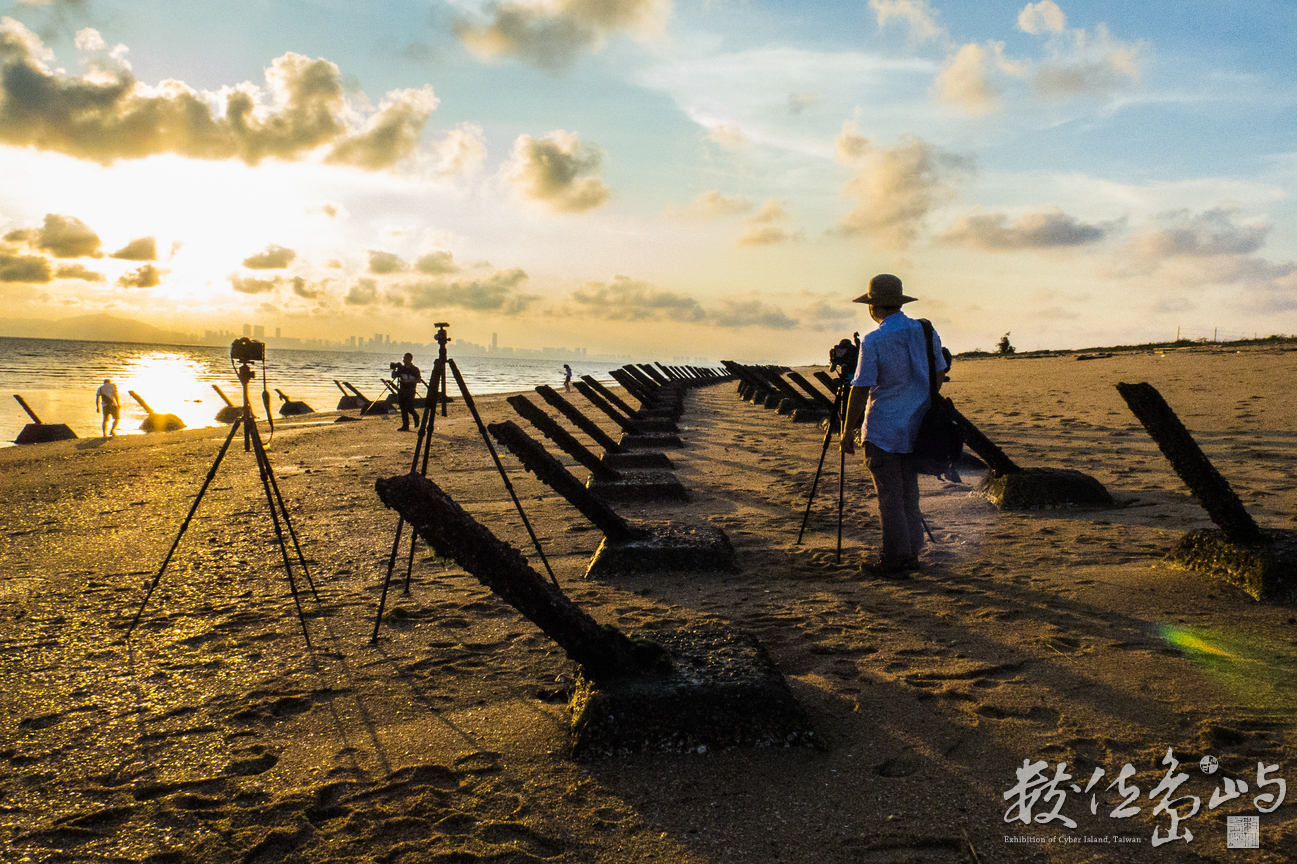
[434,322,450,361]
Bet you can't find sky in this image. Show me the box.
[0,0,1294,363]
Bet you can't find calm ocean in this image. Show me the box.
[1,337,628,446]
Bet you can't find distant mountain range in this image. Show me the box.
[0,314,197,346]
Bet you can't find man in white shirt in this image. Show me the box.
[96,378,120,437]
[841,274,947,575]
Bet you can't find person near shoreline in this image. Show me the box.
[840,274,947,575]
[95,378,120,437]
[393,353,423,431]
[563,364,573,392]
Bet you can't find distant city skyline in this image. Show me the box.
[0,1,1293,362]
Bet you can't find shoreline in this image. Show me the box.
[3,355,1296,862]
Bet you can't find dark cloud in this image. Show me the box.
[398,268,534,313]
[1133,208,1270,260]
[230,274,278,294]
[55,263,105,281]
[117,263,161,288]
[291,276,324,299]
[0,253,52,283]
[571,275,706,322]
[345,278,379,305]
[368,250,406,274]
[940,209,1108,250]
[0,21,437,169]
[415,251,458,275]
[456,0,670,72]
[12,214,104,258]
[243,244,297,269]
[110,236,157,261]
[506,131,609,213]
[711,298,798,329]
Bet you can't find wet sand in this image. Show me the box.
[2,347,1296,863]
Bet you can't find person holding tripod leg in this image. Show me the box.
[840,274,947,576]
[393,353,423,431]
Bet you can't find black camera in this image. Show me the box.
[230,337,265,363]
[829,338,858,377]
[390,361,402,372]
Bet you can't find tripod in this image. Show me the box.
[125,358,320,648]
[795,375,852,563]
[371,322,555,643]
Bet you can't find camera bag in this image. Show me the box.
[911,319,963,478]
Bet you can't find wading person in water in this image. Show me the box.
[840,274,947,575]
[563,364,573,392]
[96,378,120,437]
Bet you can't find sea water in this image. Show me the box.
[0,337,630,446]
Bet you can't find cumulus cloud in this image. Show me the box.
[505,130,610,213]
[800,298,857,331]
[0,20,437,169]
[229,274,278,294]
[940,208,1109,250]
[110,236,157,261]
[737,199,797,247]
[427,124,487,177]
[5,214,104,258]
[117,263,161,288]
[571,275,706,322]
[1031,23,1142,98]
[0,253,51,282]
[55,263,105,281]
[397,268,535,314]
[368,250,406,274]
[456,0,672,72]
[674,190,752,220]
[835,124,973,248]
[324,86,439,170]
[933,41,1027,115]
[415,251,458,274]
[868,0,947,43]
[711,297,798,329]
[345,278,379,305]
[1018,1,1067,35]
[242,244,296,269]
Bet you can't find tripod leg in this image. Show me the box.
[372,516,405,643]
[402,522,418,593]
[447,359,559,586]
[256,441,318,602]
[837,444,846,564]
[419,357,449,478]
[248,422,313,649]
[410,357,444,475]
[795,421,835,545]
[126,418,241,638]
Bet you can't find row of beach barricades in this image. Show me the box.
[8,363,731,445]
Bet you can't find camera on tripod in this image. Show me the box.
[231,337,265,363]
[829,337,859,378]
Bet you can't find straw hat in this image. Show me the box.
[852,273,917,306]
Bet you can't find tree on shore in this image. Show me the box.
[997,332,1016,355]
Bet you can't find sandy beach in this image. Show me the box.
[3,347,1296,863]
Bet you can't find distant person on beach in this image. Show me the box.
[563,364,573,392]
[96,378,120,436]
[841,274,947,575]
[392,353,423,431]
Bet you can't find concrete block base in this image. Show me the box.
[569,620,819,760]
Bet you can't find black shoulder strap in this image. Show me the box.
[919,318,938,401]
